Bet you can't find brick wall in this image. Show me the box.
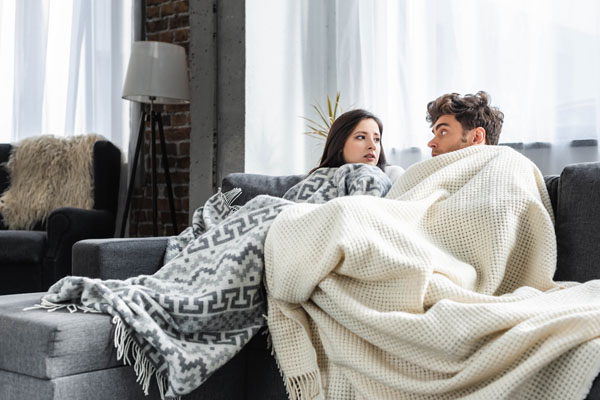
[128,0,190,237]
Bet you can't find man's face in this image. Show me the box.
[427,115,480,157]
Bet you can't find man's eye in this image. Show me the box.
[441,130,448,136]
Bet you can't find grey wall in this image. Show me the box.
[189,0,245,219]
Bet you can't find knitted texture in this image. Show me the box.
[265,145,600,400]
[0,134,101,229]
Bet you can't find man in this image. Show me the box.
[426,91,504,157]
[265,89,599,400]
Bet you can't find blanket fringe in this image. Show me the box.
[218,187,242,213]
[112,316,181,400]
[266,317,322,400]
[284,370,323,400]
[23,298,100,313]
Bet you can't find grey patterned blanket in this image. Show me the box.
[35,163,391,399]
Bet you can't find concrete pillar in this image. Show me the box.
[189,0,245,219]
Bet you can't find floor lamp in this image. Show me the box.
[120,41,190,237]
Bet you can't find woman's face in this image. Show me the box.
[342,118,381,166]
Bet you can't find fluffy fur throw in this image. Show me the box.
[265,145,600,400]
[0,134,101,230]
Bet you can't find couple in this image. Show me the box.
[314,90,503,181]
[39,91,600,400]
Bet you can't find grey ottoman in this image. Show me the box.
[0,292,245,400]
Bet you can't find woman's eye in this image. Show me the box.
[374,137,381,142]
[356,135,365,140]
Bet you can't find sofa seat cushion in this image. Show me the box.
[0,231,46,263]
[0,292,120,379]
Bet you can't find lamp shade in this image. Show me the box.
[122,41,190,105]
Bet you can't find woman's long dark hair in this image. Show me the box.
[310,109,387,174]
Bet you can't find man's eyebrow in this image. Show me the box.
[433,122,449,132]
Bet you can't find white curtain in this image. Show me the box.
[246,0,600,175]
[0,0,132,152]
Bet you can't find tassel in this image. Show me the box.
[111,315,178,400]
[23,298,100,313]
[270,339,323,400]
[284,371,323,400]
[222,187,242,207]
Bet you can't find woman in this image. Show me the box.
[37,109,397,400]
[310,108,403,182]
[311,109,386,173]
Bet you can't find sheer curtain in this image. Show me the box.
[246,0,600,175]
[0,0,132,152]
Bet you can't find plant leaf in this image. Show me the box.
[301,117,329,131]
[313,105,330,128]
[301,91,341,138]
[332,91,340,119]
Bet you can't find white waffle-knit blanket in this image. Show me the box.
[265,145,600,400]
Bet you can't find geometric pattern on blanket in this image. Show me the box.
[265,146,600,400]
[38,163,391,399]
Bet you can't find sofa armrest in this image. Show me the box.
[43,207,116,288]
[554,162,600,282]
[72,237,169,280]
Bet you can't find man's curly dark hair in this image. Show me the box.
[426,91,504,145]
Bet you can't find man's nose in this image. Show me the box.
[428,138,437,148]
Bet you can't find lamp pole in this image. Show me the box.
[120,99,179,237]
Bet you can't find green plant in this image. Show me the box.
[301,91,341,139]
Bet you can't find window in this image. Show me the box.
[0,0,132,152]
[246,0,600,175]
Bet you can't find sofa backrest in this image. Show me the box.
[221,162,600,284]
[221,173,304,206]
[552,162,600,283]
[222,171,561,210]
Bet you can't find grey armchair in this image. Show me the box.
[0,140,121,294]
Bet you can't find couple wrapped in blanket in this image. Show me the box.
[35,105,600,400]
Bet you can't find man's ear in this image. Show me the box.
[473,127,486,145]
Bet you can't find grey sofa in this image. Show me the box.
[1,162,600,399]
